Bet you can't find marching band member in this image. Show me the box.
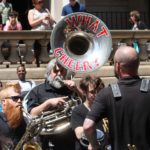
[83,46,150,150]
[0,81,26,149]
[26,58,81,150]
[71,75,110,150]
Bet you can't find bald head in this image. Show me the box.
[114,46,139,77]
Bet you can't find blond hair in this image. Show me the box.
[0,81,21,101]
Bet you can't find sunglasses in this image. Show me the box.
[5,96,23,102]
[37,1,43,4]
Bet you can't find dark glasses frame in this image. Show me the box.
[5,96,23,102]
[37,1,44,4]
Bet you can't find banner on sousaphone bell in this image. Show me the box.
[51,12,112,73]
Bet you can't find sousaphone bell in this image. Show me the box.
[51,12,112,73]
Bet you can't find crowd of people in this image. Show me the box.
[0,0,148,31]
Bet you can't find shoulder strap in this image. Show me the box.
[140,79,150,92]
[110,83,122,98]
[110,83,120,150]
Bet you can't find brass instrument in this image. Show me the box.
[39,12,112,135]
[102,118,109,136]
[51,12,112,73]
[39,96,81,135]
[14,109,44,150]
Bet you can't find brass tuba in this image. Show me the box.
[40,12,112,135]
[51,12,112,73]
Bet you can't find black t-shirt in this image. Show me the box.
[137,21,148,29]
[0,112,26,149]
[71,104,109,150]
[27,80,73,113]
[87,77,150,150]
[26,80,75,150]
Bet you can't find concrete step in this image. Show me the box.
[0,62,150,86]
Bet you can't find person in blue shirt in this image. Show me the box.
[61,0,86,17]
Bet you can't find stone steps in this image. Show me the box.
[0,62,150,86]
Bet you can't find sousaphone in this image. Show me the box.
[39,13,112,136]
[51,12,112,73]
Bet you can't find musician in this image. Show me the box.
[71,75,110,150]
[0,81,26,149]
[83,46,150,150]
[26,58,81,150]
[28,0,55,30]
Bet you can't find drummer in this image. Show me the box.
[71,75,110,150]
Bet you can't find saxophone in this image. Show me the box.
[14,109,44,150]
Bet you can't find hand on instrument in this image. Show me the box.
[63,80,77,91]
[47,96,68,107]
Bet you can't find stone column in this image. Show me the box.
[51,0,68,22]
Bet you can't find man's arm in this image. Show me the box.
[83,118,100,150]
[30,96,68,116]
[74,127,84,139]
[63,80,84,100]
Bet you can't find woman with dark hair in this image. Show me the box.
[71,75,110,150]
[129,10,148,30]
[3,11,22,31]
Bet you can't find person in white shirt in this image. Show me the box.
[0,0,13,26]
[16,64,36,97]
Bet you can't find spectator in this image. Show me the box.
[16,64,36,98]
[129,10,148,30]
[0,0,13,26]
[28,0,55,31]
[61,0,86,17]
[3,11,22,31]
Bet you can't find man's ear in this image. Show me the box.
[1,99,6,107]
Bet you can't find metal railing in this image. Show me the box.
[90,11,149,29]
[0,30,149,68]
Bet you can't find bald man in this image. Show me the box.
[83,46,150,150]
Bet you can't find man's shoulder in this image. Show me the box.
[63,3,71,9]
[31,82,45,90]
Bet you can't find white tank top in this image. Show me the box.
[31,8,51,31]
